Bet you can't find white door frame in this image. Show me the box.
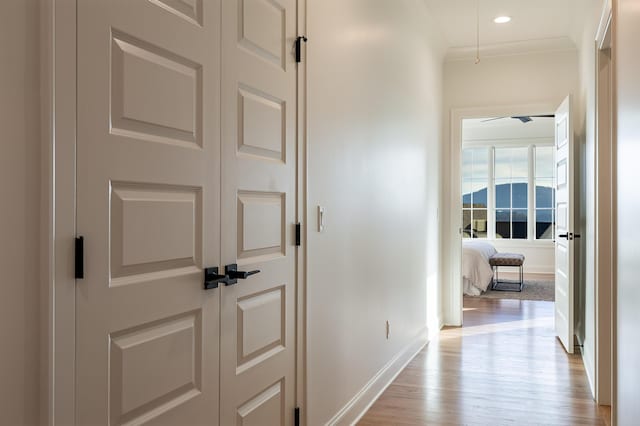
[41,1,77,423]
[296,0,309,423]
[594,1,615,407]
[445,102,558,326]
[42,1,308,424]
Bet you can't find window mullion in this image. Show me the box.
[529,145,535,241]
[488,147,495,240]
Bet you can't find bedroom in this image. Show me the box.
[461,115,556,301]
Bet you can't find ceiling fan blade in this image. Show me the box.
[512,116,533,123]
[481,117,506,123]
[481,114,553,124]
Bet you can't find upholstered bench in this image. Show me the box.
[489,253,525,292]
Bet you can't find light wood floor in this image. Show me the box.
[359,298,610,426]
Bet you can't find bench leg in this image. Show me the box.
[491,265,498,290]
[491,264,524,292]
[518,264,523,292]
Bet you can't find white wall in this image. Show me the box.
[442,50,580,323]
[615,0,640,422]
[0,0,41,424]
[306,1,445,423]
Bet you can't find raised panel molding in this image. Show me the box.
[238,0,286,68]
[148,0,203,26]
[557,160,567,187]
[236,380,284,426]
[557,203,568,229]
[238,85,286,162]
[237,191,285,263]
[111,30,202,147]
[109,311,202,425]
[237,287,285,373]
[557,245,568,278]
[556,117,568,148]
[110,183,201,285]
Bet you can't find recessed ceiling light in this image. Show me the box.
[494,16,512,24]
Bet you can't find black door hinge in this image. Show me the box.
[295,223,301,246]
[295,36,307,63]
[75,236,84,279]
[294,407,300,426]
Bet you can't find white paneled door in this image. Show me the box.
[220,0,298,425]
[554,95,575,354]
[76,0,298,424]
[76,1,221,424]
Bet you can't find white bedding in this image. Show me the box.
[462,241,496,296]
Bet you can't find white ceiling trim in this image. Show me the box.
[445,36,577,62]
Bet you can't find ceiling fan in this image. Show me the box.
[481,114,555,123]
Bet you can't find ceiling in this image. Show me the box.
[423,0,588,56]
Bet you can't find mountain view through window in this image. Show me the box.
[462,145,555,240]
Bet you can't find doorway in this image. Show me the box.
[447,99,577,357]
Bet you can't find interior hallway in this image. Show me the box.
[359,298,610,425]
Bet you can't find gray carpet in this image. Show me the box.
[467,279,555,302]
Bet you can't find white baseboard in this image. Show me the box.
[327,328,429,426]
[576,334,595,399]
[499,268,554,276]
[524,267,555,275]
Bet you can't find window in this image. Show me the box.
[462,148,489,238]
[462,144,555,241]
[494,147,528,239]
[535,146,556,239]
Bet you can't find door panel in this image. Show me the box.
[237,191,286,261]
[109,312,202,424]
[239,0,288,68]
[238,86,286,161]
[76,0,220,424]
[554,95,574,354]
[237,381,285,426]
[221,0,297,424]
[110,184,201,282]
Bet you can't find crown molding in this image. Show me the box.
[445,36,578,62]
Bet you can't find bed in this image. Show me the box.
[462,240,497,296]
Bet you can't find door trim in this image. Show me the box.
[445,102,558,326]
[42,0,78,424]
[594,0,615,408]
[295,0,308,423]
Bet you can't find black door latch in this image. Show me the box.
[224,264,261,286]
[203,267,228,290]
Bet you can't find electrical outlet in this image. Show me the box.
[385,320,390,340]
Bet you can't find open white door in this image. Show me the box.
[554,95,575,354]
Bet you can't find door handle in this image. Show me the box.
[224,264,261,286]
[204,267,229,290]
[558,232,580,241]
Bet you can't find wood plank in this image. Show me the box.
[359,298,608,425]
